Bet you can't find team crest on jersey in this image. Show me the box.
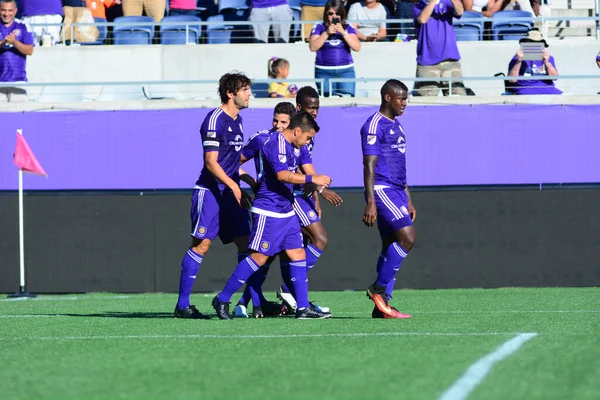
[207,131,216,138]
[308,211,317,220]
[197,226,207,236]
[13,29,21,36]
[367,135,377,145]
[260,241,270,252]
[279,154,287,163]
[400,206,409,216]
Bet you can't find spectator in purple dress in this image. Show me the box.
[309,0,360,97]
[507,30,561,95]
[19,0,64,45]
[0,0,34,102]
[413,0,466,96]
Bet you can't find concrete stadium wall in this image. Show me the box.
[26,40,600,97]
[1,189,599,294]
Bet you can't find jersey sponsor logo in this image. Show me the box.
[203,140,219,147]
[207,131,216,138]
[260,241,270,252]
[391,136,406,154]
[308,210,317,220]
[367,135,377,145]
[228,134,243,152]
[279,154,287,163]
[328,39,342,46]
[197,226,207,237]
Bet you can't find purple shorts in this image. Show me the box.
[248,212,303,256]
[191,188,251,244]
[373,186,412,238]
[293,195,320,227]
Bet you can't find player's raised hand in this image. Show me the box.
[362,202,377,227]
[312,174,331,187]
[320,187,343,207]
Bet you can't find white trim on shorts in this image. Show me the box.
[250,214,267,251]
[251,207,295,218]
[375,187,406,220]
[293,199,312,226]
[192,187,208,235]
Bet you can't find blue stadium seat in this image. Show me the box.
[288,0,301,12]
[206,15,233,44]
[491,11,533,41]
[453,11,483,41]
[252,82,270,98]
[113,16,154,45]
[160,15,202,44]
[218,0,250,14]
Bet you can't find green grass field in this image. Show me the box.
[1,287,599,400]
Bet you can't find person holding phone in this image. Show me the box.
[309,0,361,97]
[507,29,561,95]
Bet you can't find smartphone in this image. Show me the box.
[332,17,340,24]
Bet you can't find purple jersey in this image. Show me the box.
[196,108,245,191]
[251,0,287,7]
[0,20,34,82]
[413,0,461,66]
[361,112,407,190]
[507,56,563,95]
[251,132,302,216]
[20,0,64,17]
[242,128,275,175]
[311,23,357,68]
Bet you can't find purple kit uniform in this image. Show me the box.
[191,108,250,244]
[361,112,413,237]
[242,128,274,176]
[0,20,34,82]
[292,138,320,227]
[248,132,304,256]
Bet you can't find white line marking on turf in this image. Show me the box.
[345,310,600,315]
[0,332,536,341]
[0,295,136,302]
[437,333,538,400]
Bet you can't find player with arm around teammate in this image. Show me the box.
[361,79,416,319]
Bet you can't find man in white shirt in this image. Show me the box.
[348,0,388,42]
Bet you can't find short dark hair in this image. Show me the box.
[0,0,17,5]
[296,86,319,107]
[218,71,252,104]
[322,0,347,24]
[273,101,296,118]
[289,111,320,133]
[380,79,408,101]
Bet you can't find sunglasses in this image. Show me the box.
[327,12,339,16]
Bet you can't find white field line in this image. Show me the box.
[0,332,536,341]
[438,333,538,400]
[0,295,136,302]
[344,310,600,315]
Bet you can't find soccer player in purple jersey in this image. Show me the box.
[212,112,333,320]
[232,101,298,318]
[275,86,343,314]
[361,79,416,319]
[0,0,34,102]
[173,72,253,319]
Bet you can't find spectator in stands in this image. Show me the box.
[19,0,64,45]
[0,0,34,102]
[347,0,387,42]
[169,0,196,15]
[300,0,327,41]
[494,0,551,38]
[122,0,165,22]
[249,0,293,43]
[462,0,504,16]
[85,0,120,19]
[394,0,416,37]
[413,0,466,96]
[267,57,298,97]
[507,29,561,95]
[309,0,360,97]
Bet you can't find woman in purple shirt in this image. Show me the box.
[309,0,360,97]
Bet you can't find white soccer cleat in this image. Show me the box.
[276,286,297,311]
[233,304,249,318]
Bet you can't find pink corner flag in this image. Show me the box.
[14,130,47,177]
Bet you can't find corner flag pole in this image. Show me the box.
[8,129,41,298]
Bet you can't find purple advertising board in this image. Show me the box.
[1,104,598,190]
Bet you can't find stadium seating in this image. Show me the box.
[252,82,270,98]
[218,0,250,14]
[453,11,484,41]
[113,16,154,45]
[160,15,202,44]
[206,15,233,44]
[79,17,108,45]
[491,10,533,41]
